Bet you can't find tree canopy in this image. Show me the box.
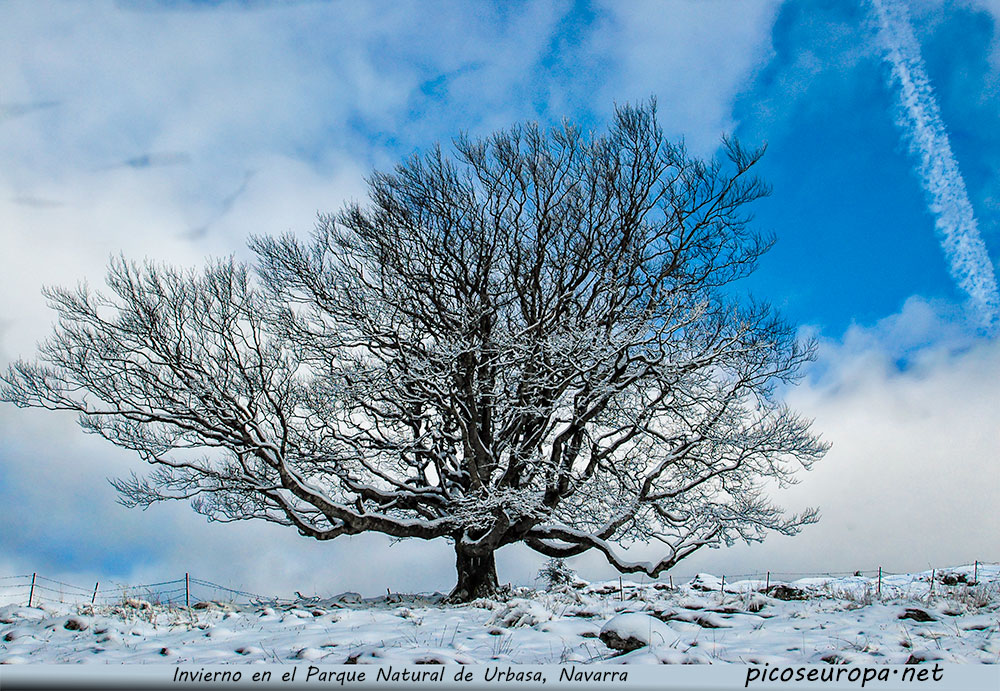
[2,102,828,601]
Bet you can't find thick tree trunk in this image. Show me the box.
[448,545,499,602]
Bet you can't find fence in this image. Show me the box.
[0,573,283,609]
[2,561,996,610]
[601,562,999,602]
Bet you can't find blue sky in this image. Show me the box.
[734,0,1000,333]
[1,0,998,595]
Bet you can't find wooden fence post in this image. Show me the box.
[766,571,770,590]
[669,575,673,589]
[92,582,99,605]
[974,561,978,584]
[930,569,935,597]
[185,573,190,608]
[28,573,36,607]
[619,576,623,601]
[877,567,882,597]
[720,575,725,594]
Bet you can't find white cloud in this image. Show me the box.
[959,0,1000,69]
[661,298,1000,579]
[589,0,783,155]
[0,1,564,353]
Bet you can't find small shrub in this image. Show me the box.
[538,559,576,591]
[825,583,875,608]
[955,582,997,609]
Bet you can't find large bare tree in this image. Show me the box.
[2,103,827,601]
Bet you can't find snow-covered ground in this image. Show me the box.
[1,564,997,665]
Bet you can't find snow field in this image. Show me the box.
[1,564,997,665]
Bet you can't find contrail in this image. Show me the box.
[869,0,1000,332]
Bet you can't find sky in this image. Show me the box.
[1,0,998,598]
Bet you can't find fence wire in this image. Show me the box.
[0,562,995,609]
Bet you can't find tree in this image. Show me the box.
[1,102,828,601]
